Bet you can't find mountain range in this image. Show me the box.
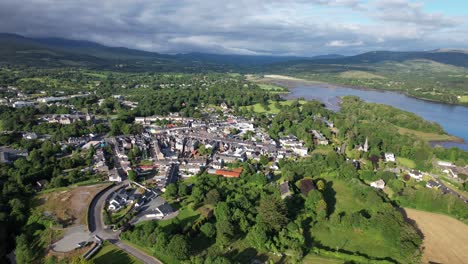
[1,33,468,71]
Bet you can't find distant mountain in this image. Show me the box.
[1,33,467,71]
[277,50,468,68]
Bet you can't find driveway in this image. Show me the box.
[52,225,91,252]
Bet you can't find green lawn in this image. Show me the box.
[92,242,143,264]
[258,83,287,92]
[397,157,416,169]
[157,207,200,228]
[241,100,306,114]
[303,254,344,264]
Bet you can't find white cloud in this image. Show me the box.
[326,40,364,47]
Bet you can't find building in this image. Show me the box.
[207,168,243,178]
[426,180,441,189]
[12,101,35,108]
[310,130,329,145]
[0,147,28,164]
[370,179,386,189]
[384,153,396,162]
[108,169,122,182]
[409,170,423,181]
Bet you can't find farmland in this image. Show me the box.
[404,208,468,264]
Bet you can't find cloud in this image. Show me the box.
[326,40,364,47]
[0,0,466,56]
[373,0,458,28]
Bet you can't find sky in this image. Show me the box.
[0,0,467,56]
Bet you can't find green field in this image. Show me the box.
[92,242,143,264]
[241,99,306,114]
[397,127,460,142]
[397,157,416,169]
[303,254,344,264]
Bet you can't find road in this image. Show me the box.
[88,181,162,264]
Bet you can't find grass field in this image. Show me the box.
[459,95,468,103]
[397,157,416,169]
[397,127,461,142]
[241,99,306,114]
[405,208,468,264]
[339,70,386,79]
[92,242,143,264]
[303,254,344,264]
[257,83,288,92]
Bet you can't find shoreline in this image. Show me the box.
[258,74,465,145]
[260,74,468,107]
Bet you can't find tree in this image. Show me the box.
[165,183,178,199]
[216,220,234,248]
[316,180,325,191]
[257,195,288,231]
[205,189,220,205]
[16,234,36,264]
[127,170,137,182]
[259,155,269,166]
[200,222,216,238]
[246,223,269,251]
[167,235,189,260]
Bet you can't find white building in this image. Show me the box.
[385,153,396,162]
[409,170,423,181]
[13,101,35,108]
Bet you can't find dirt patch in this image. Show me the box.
[37,184,110,227]
[404,208,468,264]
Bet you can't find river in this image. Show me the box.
[283,84,468,150]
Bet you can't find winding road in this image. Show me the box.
[88,181,162,264]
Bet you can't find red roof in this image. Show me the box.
[214,168,242,178]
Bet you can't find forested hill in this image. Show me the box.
[2,33,468,71]
[0,33,313,70]
[269,50,468,68]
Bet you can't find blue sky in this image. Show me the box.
[0,0,466,56]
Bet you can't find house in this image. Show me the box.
[279,181,292,199]
[145,203,175,219]
[107,192,128,211]
[385,153,396,162]
[292,146,308,157]
[310,130,328,145]
[426,180,441,189]
[409,170,423,181]
[370,179,386,189]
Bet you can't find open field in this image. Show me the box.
[339,70,386,79]
[458,95,468,103]
[397,157,416,169]
[405,208,468,264]
[241,99,306,114]
[92,242,143,264]
[303,254,344,264]
[397,127,462,142]
[34,183,110,226]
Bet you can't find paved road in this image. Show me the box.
[88,181,162,264]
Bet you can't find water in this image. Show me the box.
[284,84,468,150]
